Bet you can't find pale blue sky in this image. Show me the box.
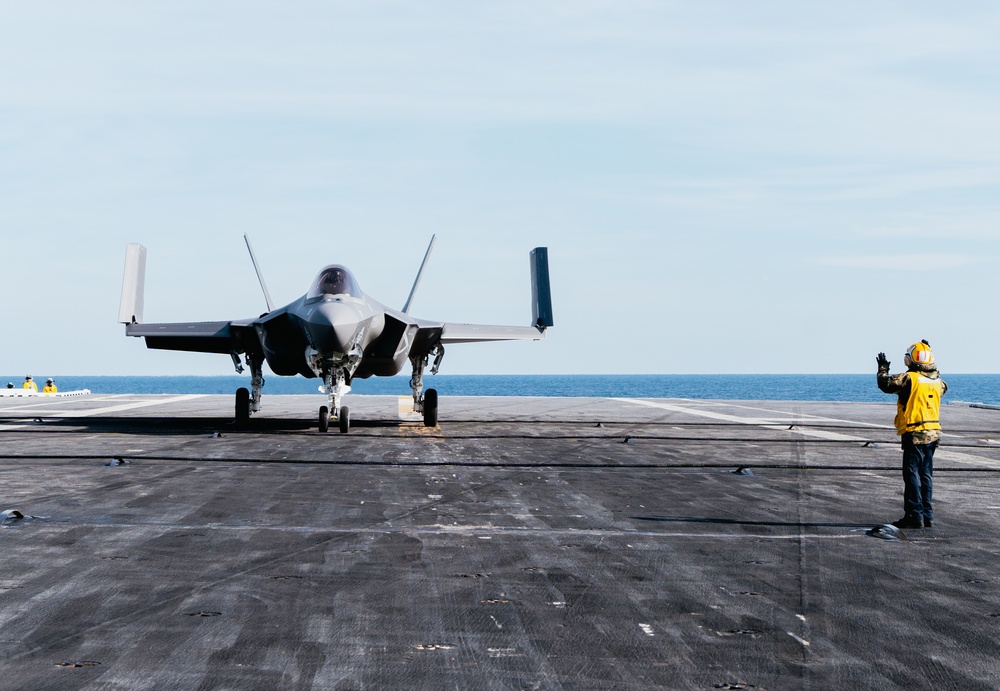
[2,2,998,376]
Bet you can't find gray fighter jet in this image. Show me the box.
[118,236,553,432]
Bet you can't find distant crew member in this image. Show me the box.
[43,378,58,394]
[876,340,947,529]
[22,375,38,392]
[6,383,13,389]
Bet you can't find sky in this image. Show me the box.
[2,2,999,376]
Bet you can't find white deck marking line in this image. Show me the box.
[0,395,208,431]
[58,394,208,417]
[680,399,890,428]
[934,449,1000,468]
[616,398,867,442]
[659,398,975,441]
[0,395,129,413]
[617,398,1000,468]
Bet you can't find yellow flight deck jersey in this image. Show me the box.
[22,381,37,392]
[43,384,57,393]
[894,371,943,436]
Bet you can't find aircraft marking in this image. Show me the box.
[617,398,1000,468]
[397,396,439,435]
[0,395,207,431]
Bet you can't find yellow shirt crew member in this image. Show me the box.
[876,340,947,530]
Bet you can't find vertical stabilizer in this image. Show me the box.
[119,243,147,324]
[530,247,553,328]
[403,235,437,314]
[244,234,275,312]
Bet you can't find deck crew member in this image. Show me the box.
[22,375,37,392]
[876,340,947,529]
[43,378,57,394]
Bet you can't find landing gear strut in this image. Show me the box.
[233,354,264,428]
[318,369,352,433]
[410,346,443,427]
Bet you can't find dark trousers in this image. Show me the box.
[901,434,936,521]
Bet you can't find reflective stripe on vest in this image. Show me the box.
[894,371,943,435]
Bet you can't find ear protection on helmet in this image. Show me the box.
[905,339,934,367]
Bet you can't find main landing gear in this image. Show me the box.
[235,387,250,426]
[422,388,438,427]
[410,347,442,427]
[233,354,265,429]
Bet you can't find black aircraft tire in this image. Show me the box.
[423,388,438,427]
[319,406,330,433]
[235,388,250,427]
[339,406,350,434]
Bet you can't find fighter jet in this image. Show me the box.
[118,236,553,432]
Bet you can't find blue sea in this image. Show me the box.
[6,374,1000,406]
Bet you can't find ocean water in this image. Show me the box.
[5,374,1000,405]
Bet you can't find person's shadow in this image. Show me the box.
[632,515,873,529]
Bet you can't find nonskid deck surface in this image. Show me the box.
[2,394,1000,689]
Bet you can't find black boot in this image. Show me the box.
[892,517,922,529]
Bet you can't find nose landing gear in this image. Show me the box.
[318,404,350,433]
[317,368,352,433]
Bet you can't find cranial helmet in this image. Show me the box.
[905,340,934,367]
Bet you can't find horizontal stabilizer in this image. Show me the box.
[441,323,546,344]
[118,243,147,324]
[530,247,553,328]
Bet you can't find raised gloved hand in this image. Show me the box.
[876,353,890,371]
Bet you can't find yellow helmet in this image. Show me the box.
[905,340,934,367]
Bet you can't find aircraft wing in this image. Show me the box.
[119,243,263,356]
[125,320,259,354]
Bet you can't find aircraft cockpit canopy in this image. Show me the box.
[308,265,362,299]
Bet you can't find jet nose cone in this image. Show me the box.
[305,300,368,354]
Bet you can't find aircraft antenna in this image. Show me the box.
[402,234,436,314]
[244,234,275,312]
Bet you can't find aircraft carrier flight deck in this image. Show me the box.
[2,393,1000,689]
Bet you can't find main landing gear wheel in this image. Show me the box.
[318,406,330,433]
[339,406,350,434]
[423,388,438,427]
[235,387,250,427]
